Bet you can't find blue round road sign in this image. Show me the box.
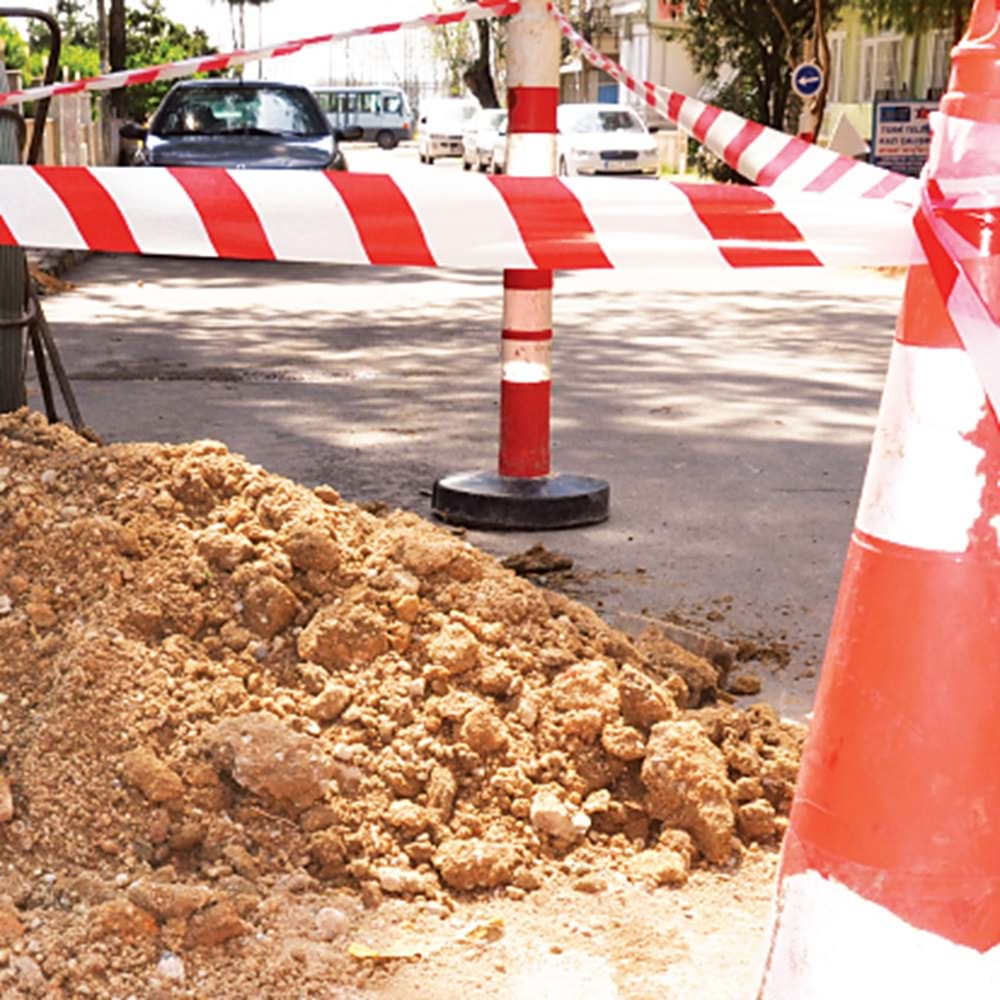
[792,63,824,98]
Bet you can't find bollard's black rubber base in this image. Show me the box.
[432,471,610,531]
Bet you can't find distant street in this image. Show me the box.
[346,139,476,174]
[33,149,906,721]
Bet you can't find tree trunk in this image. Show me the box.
[761,52,779,128]
[773,60,789,129]
[109,0,126,120]
[97,0,114,163]
[464,19,500,108]
[809,0,831,143]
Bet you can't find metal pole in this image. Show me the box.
[431,0,609,529]
[501,0,560,478]
[0,56,27,412]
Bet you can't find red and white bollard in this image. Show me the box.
[432,0,609,529]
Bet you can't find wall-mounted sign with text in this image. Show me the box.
[870,100,937,177]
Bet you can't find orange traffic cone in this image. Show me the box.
[758,2,1000,995]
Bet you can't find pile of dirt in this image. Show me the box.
[0,411,802,995]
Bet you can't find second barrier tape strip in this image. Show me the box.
[915,113,1000,419]
[0,165,917,273]
[0,0,519,109]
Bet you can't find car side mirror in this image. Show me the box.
[335,125,363,142]
[648,125,661,134]
[119,122,148,141]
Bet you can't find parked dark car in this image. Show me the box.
[120,80,360,170]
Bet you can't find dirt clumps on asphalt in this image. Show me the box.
[0,410,803,995]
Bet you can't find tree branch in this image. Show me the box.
[765,0,798,70]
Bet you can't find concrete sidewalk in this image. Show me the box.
[32,254,905,720]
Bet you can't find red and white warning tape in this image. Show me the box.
[0,165,915,273]
[0,0,519,109]
[547,3,919,205]
[915,114,1000,417]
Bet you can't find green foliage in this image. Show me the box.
[28,0,98,51]
[0,17,29,72]
[16,0,214,119]
[47,42,101,81]
[677,0,845,129]
[672,0,846,179]
[123,0,215,120]
[856,0,973,43]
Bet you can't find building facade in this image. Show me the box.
[823,9,954,143]
[570,2,956,150]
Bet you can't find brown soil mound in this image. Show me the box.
[0,411,802,995]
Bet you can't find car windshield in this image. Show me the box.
[564,109,645,134]
[427,104,477,125]
[154,86,328,138]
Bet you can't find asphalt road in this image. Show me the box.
[31,142,906,720]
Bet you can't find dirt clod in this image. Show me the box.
[501,543,573,576]
[0,411,805,996]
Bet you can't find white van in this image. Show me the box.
[417,98,479,164]
[312,86,414,149]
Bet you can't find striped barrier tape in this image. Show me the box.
[914,113,1000,418]
[0,164,916,273]
[0,0,519,109]
[547,3,920,206]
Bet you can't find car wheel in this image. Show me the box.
[376,130,397,150]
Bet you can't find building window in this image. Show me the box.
[927,29,951,97]
[828,31,845,103]
[860,35,904,102]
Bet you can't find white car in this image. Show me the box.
[490,117,508,173]
[557,104,659,177]
[463,109,507,172]
[417,98,479,164]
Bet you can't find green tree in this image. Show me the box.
[0,18,30,72]
[857,0,974,46]
[22,0,213,119]
[28,0,98,50]
[123,0,215,120]
[429,10,477,97]
[673,0,846,179]
[1,13,96,84]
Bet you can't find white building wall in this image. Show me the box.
[618,18,701,123]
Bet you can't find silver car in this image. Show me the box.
[463,109,507,172]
